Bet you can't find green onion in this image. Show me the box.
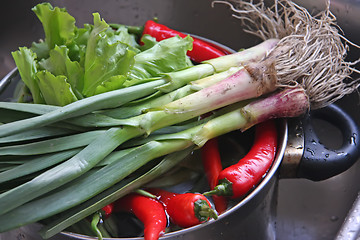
[0,79,165,138]
[0,149,81,184]
[0,87,309,234]
[0,126,142,215]
[157,39,279,92]
[0,126,76,144]
[0,130,104,156]
[40,146,193,238]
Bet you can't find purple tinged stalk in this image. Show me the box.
[192,87,309,146]
[163,63,277,115]
[129,60,280,134]
[241,87,310,129]
[158,38,279,93]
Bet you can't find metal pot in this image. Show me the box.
[0,0,359,239]
[0,97,358,240]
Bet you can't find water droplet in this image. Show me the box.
[330,215,339,222]
[306,148,315,156]
[349,134,357,145]
[344,4,351,14]
[337,152,347,157]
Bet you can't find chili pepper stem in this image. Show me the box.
[125,25,144,36]
[196,201,219,221]
[203,179,233,197]
[135,189,157,199]
[91,212,103,240]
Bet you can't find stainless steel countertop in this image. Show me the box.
[0,0,359,239]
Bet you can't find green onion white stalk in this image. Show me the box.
[157,38,279,92]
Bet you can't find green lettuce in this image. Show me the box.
[32,3,76,51]
[138,34,159,51]
[36,71,78,106]
[11,47,45,104]
[12,2,195,105]
[124,35,194,87]
[70,24,93,65]
[38,45,84,99]
[82,13,137,97]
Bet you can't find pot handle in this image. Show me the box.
[296,104,360,181]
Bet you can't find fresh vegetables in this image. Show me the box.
[212,0,360,109]
[141,20,227,62]
[0,40,278,137]
[13,2,194,106]
[91,212,106,240]
[0,0,359,239]
[201,138,228,214]
[101,203,114,218]
[204,119,278,199]
[98,188,217,238]
[0,87,308,236]
[112,20,229,62]
[113,193,167,240]
[38,147,194,239]
[148,188,218,228]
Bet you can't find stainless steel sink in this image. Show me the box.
[0,0,359,239]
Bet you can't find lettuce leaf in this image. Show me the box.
[11,47,45,104]
[125,35,193,86]
[13,3,195,105]
[93,75,128,95]
[139,34,158,51]
[36,71,78,106]
[82,13,136,97]
[31,41,49,60]
[111,25,140,51]
[38,45,84,98]
[66,24,93,65]
[32,3,76,51]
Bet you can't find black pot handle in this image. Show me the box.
[297,104,360,181]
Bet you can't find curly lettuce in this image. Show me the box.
[11,2,194,106]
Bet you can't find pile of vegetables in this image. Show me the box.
[0,0,359,239]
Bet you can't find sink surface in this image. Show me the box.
[0,0,359,239]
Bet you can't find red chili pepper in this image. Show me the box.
[205,120,277,199]
[113,193,167,240]
[142,20,226,62]
[101,202,114,218]
[201,138,227,214]
[148,188,218,228]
